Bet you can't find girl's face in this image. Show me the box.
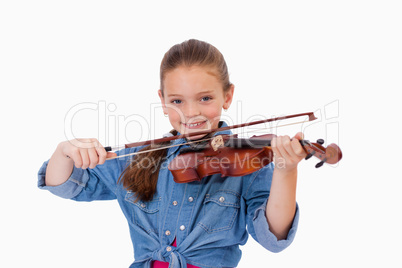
[159,66,234,139]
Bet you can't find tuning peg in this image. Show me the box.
[305,151,315,160]
[315,160,326,168]
[316,139,324,145]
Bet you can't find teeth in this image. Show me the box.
[186,122,204,127]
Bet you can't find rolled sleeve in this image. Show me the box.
[253,199,300,253]
[244,163,300,253]
[37,160,89,199]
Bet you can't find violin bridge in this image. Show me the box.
[211,135,225,151]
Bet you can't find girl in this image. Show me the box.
[38,39,306,268]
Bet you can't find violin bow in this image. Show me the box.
[104,112,317,160]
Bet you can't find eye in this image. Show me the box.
[201,96,212,102]
[171,99,182,104]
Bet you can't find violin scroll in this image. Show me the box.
[303,139,343,168]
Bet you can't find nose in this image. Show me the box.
[183,102,201,119]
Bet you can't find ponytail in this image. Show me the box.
[118,129,177,202]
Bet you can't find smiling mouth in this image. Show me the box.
[182,120,207,129]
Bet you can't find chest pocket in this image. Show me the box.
[125,191,161,234]
[198,190,240,233]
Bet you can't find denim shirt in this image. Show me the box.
[37,123,299,268]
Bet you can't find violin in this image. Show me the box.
[105,112,342,183]
[168,133,342,183]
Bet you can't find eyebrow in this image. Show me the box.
[167,90,214,98]
[166,93,182,97]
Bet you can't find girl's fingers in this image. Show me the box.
[64,138,114,169]
[63,138,123,168]
[280,135,294,159]
[293,132,304,141]
[95,142,107,165]
[106,152,118,159]
[274,135,292,160]
[70,147,83,168]
[271,136,289,169]
[291,132,306,156]
[271,134,306,169]
[290,138,306,157]
[271,136,282,159]
[95,141,118,163]
[80,148,90,169]
[88,147,99,169]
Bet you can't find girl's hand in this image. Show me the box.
[58,138,116,169]
[46,138,117,186]
[271,132,306,172]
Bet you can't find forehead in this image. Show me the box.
[163,66,222,96]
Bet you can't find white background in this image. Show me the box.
[1,1,401,267]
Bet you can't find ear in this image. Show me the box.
[158,89,167,114]
[223,84,235,110]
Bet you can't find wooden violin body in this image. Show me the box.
[168,134,342,183]
[168,144,274,183]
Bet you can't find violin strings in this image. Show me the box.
[106,120,309,160]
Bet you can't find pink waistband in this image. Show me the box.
[152,238,200,268]
[152,260,200,268]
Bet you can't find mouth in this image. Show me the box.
[182,120,207,129]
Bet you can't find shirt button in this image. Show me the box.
[165,230,171,236]
[172,201,178,206]
[166,246,172,252]
[140,203,146,208]
[219,196,225,203]
[180,225,186,231]
[188,197,194,202]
